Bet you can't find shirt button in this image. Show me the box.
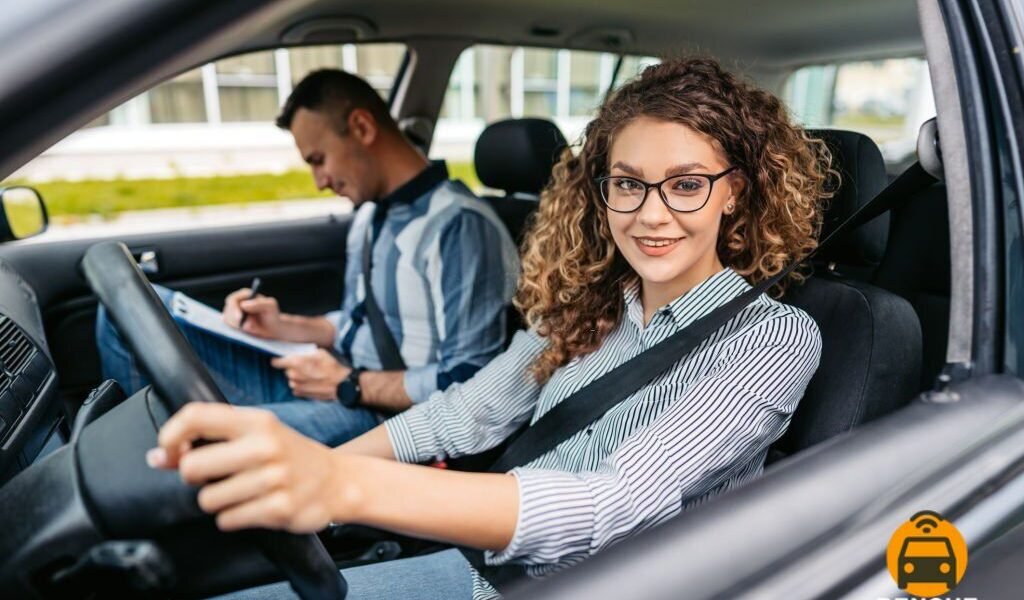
[586,428,593,436]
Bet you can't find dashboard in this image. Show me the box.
[0,259,61,483]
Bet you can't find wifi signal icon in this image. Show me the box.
[911,510,943,534]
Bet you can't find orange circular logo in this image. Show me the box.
[886,511,968,597]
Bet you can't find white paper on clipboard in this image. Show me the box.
[170,291,317,357]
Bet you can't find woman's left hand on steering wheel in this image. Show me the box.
[147,403,348,534]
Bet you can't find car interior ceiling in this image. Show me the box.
[234,0,923,71]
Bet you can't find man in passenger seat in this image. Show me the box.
[95,69,519,447]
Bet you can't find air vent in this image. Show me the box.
[0,316,35,396]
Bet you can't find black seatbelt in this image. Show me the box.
[362,219,407,371]
[484,162,937,474]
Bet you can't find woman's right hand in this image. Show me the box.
[223,287,285,339]
[148,403,350,534]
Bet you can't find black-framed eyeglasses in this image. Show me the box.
[595,166,739,213]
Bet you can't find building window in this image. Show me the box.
[356,44,406,97]
[150,67,207,123]
[215,51,280,122]
[569,52,611,116]
[475,46,513,122]
[440,45,658,125]
[520,48,558,117]
[611,55,661,89]
[289,46,345,83]
[285,43,406,99]
[784,58,934,170]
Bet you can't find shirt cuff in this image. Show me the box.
[324,310,343,329]
[403,364,440,404]
[384,403,443,463]
[486,468,596,566]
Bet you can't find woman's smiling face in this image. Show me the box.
[605,117,740,305]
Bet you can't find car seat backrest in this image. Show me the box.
[805,128,890,281]
[473,118,568,243]
[771,130,922,462]
[776,277,922,459]
[474,118,568,345]
[872,183,951,391]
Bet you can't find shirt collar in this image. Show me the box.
[379,160,448,207]
[624,268,752,331]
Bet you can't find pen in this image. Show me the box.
[238,277,261,329]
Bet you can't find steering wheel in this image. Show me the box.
[80,241,347,600]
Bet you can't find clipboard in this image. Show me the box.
[170,291,317,357]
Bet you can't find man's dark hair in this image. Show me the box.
[276,69,398,135]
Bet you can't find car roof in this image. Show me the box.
[230,0,923,69]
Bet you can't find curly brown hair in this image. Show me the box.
[515,57,834,383]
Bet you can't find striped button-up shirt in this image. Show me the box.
[385,268,821,597]
[334,162,520,403]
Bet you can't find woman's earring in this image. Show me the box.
[726,203,735,213]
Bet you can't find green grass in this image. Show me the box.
[1,162,482,221]
[447,162,482,192]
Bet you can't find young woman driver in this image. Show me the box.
[149,57,831,599]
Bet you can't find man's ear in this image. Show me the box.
[347,108,379,146]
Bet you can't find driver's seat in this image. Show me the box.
[770,129,923,462]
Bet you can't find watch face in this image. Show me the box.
[338,380,359,408]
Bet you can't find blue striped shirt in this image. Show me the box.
[384,268,822,597]
[334,165,519,403]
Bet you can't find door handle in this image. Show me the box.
[129,247,160,274]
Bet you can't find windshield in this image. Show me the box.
[902,539,952,557]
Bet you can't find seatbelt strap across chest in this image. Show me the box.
[361,218,407,371]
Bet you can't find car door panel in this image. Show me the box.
[0,214,352,408]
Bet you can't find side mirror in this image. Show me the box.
[0,186,48,242]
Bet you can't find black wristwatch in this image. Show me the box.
[336,368,365,408]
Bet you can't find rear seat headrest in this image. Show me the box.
[474,118,568,196]
[806,128,890,275]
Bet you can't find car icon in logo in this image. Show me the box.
[897,536,957,590]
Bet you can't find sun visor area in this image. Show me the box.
[280,17,378,45]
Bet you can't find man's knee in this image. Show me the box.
[96,282,175,345]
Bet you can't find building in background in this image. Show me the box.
[14,44,652,182]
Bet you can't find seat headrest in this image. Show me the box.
[474,118,568,195]
[807,129,890,276]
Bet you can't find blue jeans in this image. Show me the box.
[210,548,480,600]
[95,284,382,447]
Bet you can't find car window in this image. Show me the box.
[611,55,661,89]
[783,57,935,173]
[1,43,406,241]
[902,540,952,557]
[434,45,658,191]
